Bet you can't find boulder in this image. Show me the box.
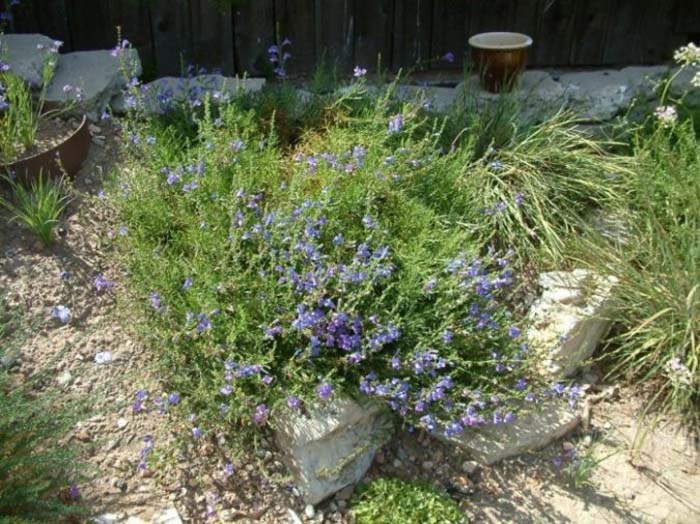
[133,75,265,115]
[438,400,579,465]
[455,70,566,125]
[527,269,617,378]
[0,33,58,87]
[669,65,700,110]
[45,49,141,118]
[396,85,458,111]
[275,397,392,504]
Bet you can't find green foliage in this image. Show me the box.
[112,83,538,448]
[584,119,700,428]
[0,302,85,524]
[0,173,72,247]
[351,477,466,524]
[0,42,60,163]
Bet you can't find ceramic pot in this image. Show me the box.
[2,115,91,183]
[469,32,533,93]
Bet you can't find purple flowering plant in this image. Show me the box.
[113,76,548,449]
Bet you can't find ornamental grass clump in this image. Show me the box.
[112,79,551,449]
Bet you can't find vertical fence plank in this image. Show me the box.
[431,0,467,69]
[568,0,616,65]
[189,0,235,74]
[65,0,113,50]
[533,0,577,65]
[274,0,316,75]
[509,0,540,61]
[108,0,156,79]
[635,0,686,64]
[12,0,72,49]
[149,0,192,76]
[393,0,433,71]
[354,0,392,73]
[232,0,275,76]
[315,0,355,73]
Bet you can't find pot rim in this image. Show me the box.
[468,32,533,51]
[2,114,88,169]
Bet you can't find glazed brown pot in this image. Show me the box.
[2,115,91,184]
[469,32,533,93]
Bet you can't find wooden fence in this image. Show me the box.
[3,0,699,78]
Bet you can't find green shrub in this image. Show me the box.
[351,477,465,524]
[112,81,545,449]
[0,173,72,247]
[0,303,85,523]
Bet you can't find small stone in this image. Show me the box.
[152,506,183,524]
[125,516,146,524]
[57,370,73,387]
[88,123,102,134]
[461,460,480,475]
[116,418,128,429]
[392,459,402,468]
[422,461,434,470]
[451,474,472,495]
[0,353,20,369]
[93,514,123,524]
[304,504,316,519]
[75,430,91,442]
[95,351,112,364]
[287,509,304,524]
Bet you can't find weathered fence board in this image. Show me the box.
[2,0,698,78]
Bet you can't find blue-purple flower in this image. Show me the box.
[51,305,71,324]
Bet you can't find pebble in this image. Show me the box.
[95,351,113,364]
[116,417,128,429]
[57,370,73,387]
[304,504,316,519]
[461,460,480,475]
[287,508,303,524]
[422,461,434,470]
[451,474,473,495]
[392,459,402,468]
[0,353,20,369]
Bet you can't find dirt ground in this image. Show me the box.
[1,122,698,524]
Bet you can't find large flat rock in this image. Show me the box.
[275,397,392,504]
[528,269,617,378]
[134,75,266,114]
[439,401,579,465]
[45,49,141,118]
[0,33,58,87]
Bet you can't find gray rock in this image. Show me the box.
[670,65,700,110]
[45,49,141,118]
[287,508,304,524]
[528,269,618,378]
[275,397,393,504]
[152,506,183,524]
[0,33,58,87]
[461,460,480,475]
[56,370,73,387]
[92,514,122,524]
[455,70,566,126]
[136,75,265,115]
[439,400,579,465]
[557,70,635,121]
[396,85,458,111]
[304,504,316,519]
[0,353,20,369]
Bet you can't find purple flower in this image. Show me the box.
[68,484,81,501]
[508,326,521,339]
[94,274,114,292]
[253,403,268,425]
[388,113,403,135]
[287,395,301,410]
[220,384,233,396]
[317,381,334,400]
[182,276,193,290]
[192,426,203,439]
[223,462,235,477]
[443,51,456,63]
[168,392,181,405]
[515,192,525,207]
[51,305,71,324]
[353,66,367,78]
